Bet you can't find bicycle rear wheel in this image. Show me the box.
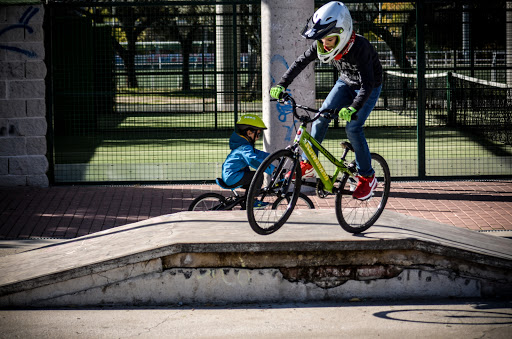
[335,153,391,234]
[188,193,227,211]
[246,149,302,235]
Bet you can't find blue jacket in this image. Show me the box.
[222,132,271,186]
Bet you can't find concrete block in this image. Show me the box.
[5,6,24,24]
[0,137,25,156]
[26,99,44,117]
[0,174,26,186]
[0,100,26,118]
[8,80,45,99]
[0,23,23,42]
[26,174,48,187]
[25,136,46,155]
[24,24,44,42]
[0,62,24,80]
[25,60,46,79]
[8,155,48,175]
[0,81,5,99]
[3,42,44,61]
[1,266,482,308]
[0,6,6,23]
[0,157,7,175]
[0,118,7,136]
[5,5,43,25]
[12,117,46,137]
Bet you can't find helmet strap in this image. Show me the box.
[334,31,356,60]
[241,129,257,146]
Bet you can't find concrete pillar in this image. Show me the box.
[261,0,315,153]
[0,4,48,187]
[216,4,238,111]
[507,2,512,86]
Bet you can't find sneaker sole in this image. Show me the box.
[353,177,378,201]
[302,168,315,179]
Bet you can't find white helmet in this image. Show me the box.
[301,1,353,63]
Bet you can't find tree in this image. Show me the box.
[351,2,415,71]
[239,4,261,100]
[76,6,168,89]
[151,5,214,91]
[351,1,507,71]
[110,6,168,88]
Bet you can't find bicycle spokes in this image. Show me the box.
[335,153,391,234]
[246,149,302,235]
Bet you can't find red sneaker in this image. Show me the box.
[352,174,377,200]
[285,161,315,180]
[300,161,315,179]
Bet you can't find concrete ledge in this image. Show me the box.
[0,210,511,307]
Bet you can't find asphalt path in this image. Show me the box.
[1,299,510,338]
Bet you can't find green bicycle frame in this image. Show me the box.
[295,124,353,193]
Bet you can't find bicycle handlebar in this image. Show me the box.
[271,93,357,122]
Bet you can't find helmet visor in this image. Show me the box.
[301,16,337,40]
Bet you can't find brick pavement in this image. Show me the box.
[1,180,511,239]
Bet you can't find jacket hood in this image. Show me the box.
[229,132,251,150]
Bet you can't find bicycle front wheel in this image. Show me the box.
[246,149,302,235]
[335,153,391,234]
[188,193,227,211]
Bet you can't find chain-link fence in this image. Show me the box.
[47,0,512,183]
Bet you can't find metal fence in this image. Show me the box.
[46,0,512,183]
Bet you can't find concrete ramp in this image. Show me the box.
[0,210,511,307]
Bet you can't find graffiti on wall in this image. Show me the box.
[0,6,39,58]
[270,54,298,142]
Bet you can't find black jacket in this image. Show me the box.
[277,34,382,111]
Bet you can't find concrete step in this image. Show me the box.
[0,209,511,307]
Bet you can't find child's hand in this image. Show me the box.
[270,85,285,99]
[339,107,357,122]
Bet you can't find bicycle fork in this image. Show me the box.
[259,151,299,199]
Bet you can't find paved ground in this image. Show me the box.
[1,299,511,338]
[0,180,511,240]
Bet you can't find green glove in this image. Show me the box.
[339,106,357,122]
[270,85,285,99]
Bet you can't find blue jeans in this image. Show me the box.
[303,79,382,177]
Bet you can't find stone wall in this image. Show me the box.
[0,4,48,187]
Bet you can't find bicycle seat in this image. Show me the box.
[340,141,354,152]
[215,178,242,190]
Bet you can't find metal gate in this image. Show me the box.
[46,0,512,183]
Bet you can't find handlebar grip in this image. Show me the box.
[280,92,291,101]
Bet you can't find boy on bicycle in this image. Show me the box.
[222,114,270,189]
[270,1,382,201]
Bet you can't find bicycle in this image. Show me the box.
[246,94,391,235]
[188,177,315,211]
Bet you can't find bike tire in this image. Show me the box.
[273,192,315,209]
[335,153,391,234]
[188,193,228,211]
[246,149,302,235]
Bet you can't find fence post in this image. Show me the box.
[507,1,512,88]
[216,4,236,113]
[261,0,315,153]
[416,0,426,179]
[446,72,455,127]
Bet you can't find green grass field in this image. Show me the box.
[54,105,512,182]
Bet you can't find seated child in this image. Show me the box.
[221,114,270,189]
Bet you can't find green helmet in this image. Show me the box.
[236,114,267,132]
